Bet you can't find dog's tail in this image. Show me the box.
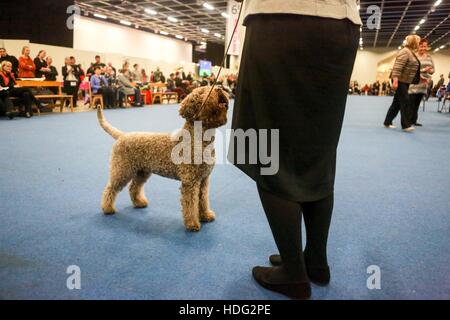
[97,107,123,140]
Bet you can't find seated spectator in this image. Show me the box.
[107,62,117,75]
[0,60,45,118]
[131,64,141,82]
[90,66,115,109]
[185,71,193,82]
[166,73,185,102]
[105,66,117,84]
[105,66,119,108]
[18,46,36,78]
[200,76,209,87]
[34,50,51,79]
[0,83,16,119]
[166,73,176,91]
[63,57,84,108]
[0,48,19,78]
[117,69,142,108]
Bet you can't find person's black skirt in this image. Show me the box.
[229,14,359,202]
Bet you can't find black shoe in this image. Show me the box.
[269,255,331,286]
[252,266,311,300]
[6,112,15,120]
[414,123,423,127]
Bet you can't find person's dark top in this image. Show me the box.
[105,73,117,86]
[34,57,48,78]
[167,78,176,91]
[45,66,58,81]
[62,65,84,82]
[0,54,19,78]
[175,77,183,88]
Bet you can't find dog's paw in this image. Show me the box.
[200,210,216,222]
[133,198,149,209]
[102,208,116,215]
[185,221,201,232]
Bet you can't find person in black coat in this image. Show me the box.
[44,56,58,81]
[228,0,360,299]
[0,48,19,78]
[34,50,51,79]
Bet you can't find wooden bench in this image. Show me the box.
[16,80,74,113]
[149,83,178,104]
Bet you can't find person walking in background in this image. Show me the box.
[229,0,361,299]
[383,35,421,132]
[408,38,434,127]
[18,46,36,78]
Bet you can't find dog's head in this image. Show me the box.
[179,87,229,129]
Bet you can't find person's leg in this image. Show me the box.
[398,82,412,129]
[384,90,400,126]
[302,194,334,268]
[118,91,125,108]
[107,88,115,108]
[411,93,423,125]
[256,185,308,282]
[73,84,80,108]
[98,88,109,108]
[134,88,142,105]
[11,88,33,116]
[64,83,74,107]
[270,193,334,285]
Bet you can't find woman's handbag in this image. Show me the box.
[410,50,421,85]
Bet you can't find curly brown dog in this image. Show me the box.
[97,87,229,231]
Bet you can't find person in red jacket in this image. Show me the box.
[18,46,36,78]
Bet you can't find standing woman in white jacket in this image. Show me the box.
[229,0,361,299]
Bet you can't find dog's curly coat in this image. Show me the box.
[97,87,229,231]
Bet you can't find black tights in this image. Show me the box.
[257,185,334,280]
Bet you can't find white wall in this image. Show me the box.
[74,16,192,65]
[351,49,397,85]
[432,51,450,82]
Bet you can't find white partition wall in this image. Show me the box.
[74,16,192,64]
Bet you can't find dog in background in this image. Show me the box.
[97,87,229,231]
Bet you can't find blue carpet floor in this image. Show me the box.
[0,96,449,300]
